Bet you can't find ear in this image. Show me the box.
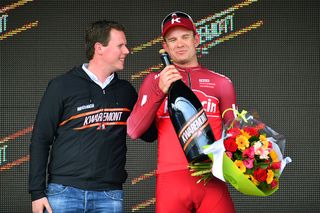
[194,34,200,48]
[94,42,104,55]
[162,39,168,52]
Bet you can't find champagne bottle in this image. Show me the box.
[159,49,215,163]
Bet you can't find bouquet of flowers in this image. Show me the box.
[189,109,292,196]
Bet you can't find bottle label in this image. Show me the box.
[178,109,209,150]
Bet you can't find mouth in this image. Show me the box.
[176,50,187,54]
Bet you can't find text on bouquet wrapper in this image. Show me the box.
[0,145,8,165]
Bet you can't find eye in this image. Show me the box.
[167,38,176,43]
[182,34,192,40]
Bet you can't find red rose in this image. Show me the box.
[256,123,266,130]
[271,162,281,170]
[227,128,241,138]
[270,179,278,189]
[224,138,238,152]
[253,168,267,182]
[243,126,259,137]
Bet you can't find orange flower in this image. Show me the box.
[249,175,260,186]
[266,169,274,184]
[269,150,279,162]
[240,130,251,139]
[259,134,267,142]
[234,160,246,173]
[236,135,250,150]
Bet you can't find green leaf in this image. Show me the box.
[249,136,259,142]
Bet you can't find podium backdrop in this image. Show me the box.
[1,0,319,212]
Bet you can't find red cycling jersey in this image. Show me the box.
[127,64,236,174]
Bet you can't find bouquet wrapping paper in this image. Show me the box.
[191,110,292,196]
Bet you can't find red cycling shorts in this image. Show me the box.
[156,169,235,213]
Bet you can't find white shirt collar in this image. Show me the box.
[82,63,114,89]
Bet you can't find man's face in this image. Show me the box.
[100,29,129,72]
[163,26,200,67]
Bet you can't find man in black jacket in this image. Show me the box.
[29,20,152,213]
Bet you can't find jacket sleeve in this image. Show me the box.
[127,73,165,140]
[29,79,63,201]
[218,77,237,124]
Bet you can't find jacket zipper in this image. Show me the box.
[187,71,192,88]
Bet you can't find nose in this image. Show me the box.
[176,38,184,47]
[123,46,129,55]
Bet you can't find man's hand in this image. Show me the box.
[32,197,52,213]
[158,65,182,94]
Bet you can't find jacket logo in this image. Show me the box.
[77,103,94,112]
[83,112,123,126]
[59,108,130,130]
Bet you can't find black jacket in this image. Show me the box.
[29,66,138,201]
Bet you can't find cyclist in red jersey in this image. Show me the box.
[127,11,236,213]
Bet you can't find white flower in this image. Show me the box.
[253,141,269,159]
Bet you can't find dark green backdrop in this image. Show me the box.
[0,0,319,212]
